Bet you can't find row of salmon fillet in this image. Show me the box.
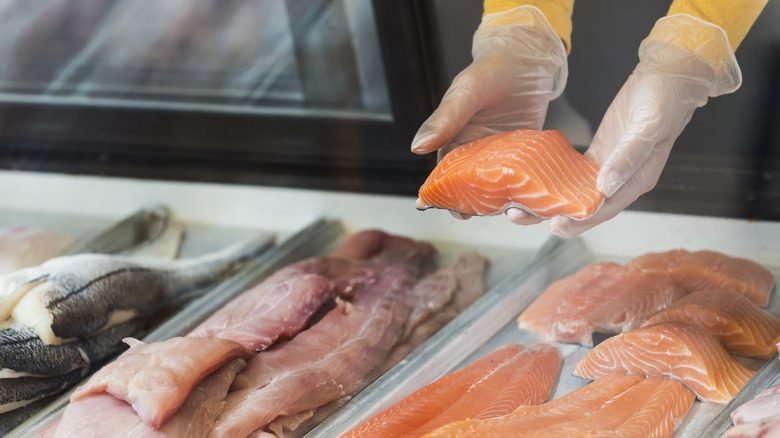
[343,247,778,437]
[30,229,490,437]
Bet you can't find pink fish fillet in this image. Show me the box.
[188,272,335,351]
[518,262,684,346]
[266,250,489,437]
[731,384,780,425]
[52,358,246,438]
[70,337,252,429]
[722,414,780,438]
[209,264,425,437]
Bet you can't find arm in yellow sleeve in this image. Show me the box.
[668,0,768,50]
[483,0,575,54]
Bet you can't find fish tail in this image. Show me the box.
[167,234,275,301]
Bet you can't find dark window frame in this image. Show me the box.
[0,0,441,196]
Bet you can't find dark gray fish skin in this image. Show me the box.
[0,368,84,409]
[22,234,274,341]
[0,393,57,436]
[0,318,152,376]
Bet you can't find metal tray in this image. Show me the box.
[311,236,780,438]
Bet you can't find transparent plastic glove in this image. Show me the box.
[410,5,568,222]
[550,14,742,238]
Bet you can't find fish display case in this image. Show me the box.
[0,0,779,437]
[2,173,780,437]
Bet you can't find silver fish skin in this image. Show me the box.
[0,317,153,376]
[11,234,275,344]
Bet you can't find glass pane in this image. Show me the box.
[0,0,390,119]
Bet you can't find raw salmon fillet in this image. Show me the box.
[643,289,780,359]
[423,374,694,438]
[626,249,775,306]
[518,262,684,346]
[416,129,604,220]
[343,343,560,438]
[574,321,755,405]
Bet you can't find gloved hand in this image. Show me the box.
[410,5,568,222]
[550,13,742,238]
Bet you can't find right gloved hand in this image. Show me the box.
[410,5,568,222]
[549,13,742,238]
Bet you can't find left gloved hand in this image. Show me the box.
[550,13,742,238]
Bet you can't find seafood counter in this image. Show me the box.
[0,205,532,437]
[2,172,780,437]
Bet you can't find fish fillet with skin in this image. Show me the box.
[574,321,755,405]
[643,289,780,359]
[625,249,775,307]
[518,262,684,346]
[344,343,560,438]
[416,129,604,220]
[424,375,693,438]
[9,234,274,345]
[51,358,247,438]
[191,230,435,351]
[373,250,490,378]
[0,317,154,376]
[209,243,436,437]
[0,227,76,275]
[188,272,335,351]
[70,337,253,429]
[267,250,489,438]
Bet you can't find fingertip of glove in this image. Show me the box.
[548,217,578,239]
[505,208,543,225]
[411,132,438,154]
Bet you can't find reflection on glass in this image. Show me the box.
[0,0,390,119]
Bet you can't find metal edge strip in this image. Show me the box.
[699,354,780,436]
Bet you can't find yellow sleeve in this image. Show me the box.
[667,0,768,50]
[483,0,575,54]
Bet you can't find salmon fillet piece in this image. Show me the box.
[518,262,684,346]
[625,249,775,307]
[423,374,694,438]
[343,343,560,438]
[574,321,755,405]
[416,129,604,220]
[643,289,780,359]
